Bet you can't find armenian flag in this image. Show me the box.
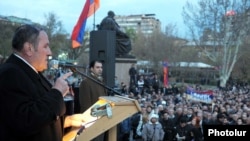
[71,0,100,48]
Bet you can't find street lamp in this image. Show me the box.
[58,52,68,61]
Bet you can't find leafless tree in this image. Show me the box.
[133,24,184,74]
[182,0,250,87]
[43,12,89,66]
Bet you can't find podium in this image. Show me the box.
[63,95,141,141]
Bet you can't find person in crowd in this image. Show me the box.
[159,112,177,141]
[129,63,137,86]
[202,111,213,125]
[143,75,151,90]
[129,83,139,97]
[172,84,180,95]
[209,112,218,124]
[137,75,145,95]
[118,117,131,141]
[167,108,178,126]
[114,75,120,90]
[174,107,184,126]
[165,85,173,95]
[131,106,146,141]
[145,105,155,120]
[120,82,129,95]
[241,112,248,124]
[156,104,165,119]
[228,113,239,125]
[152,73,162,93]
[131,111,142,141]
[236,117,244,125]
[190,116,203,141]
[184,108,195,124]
[213,113,228,125]
[0,24,85,141]
[192,105,200,116]
[175,117,192,141]
[142,114,165,141]
[79,60,108,141]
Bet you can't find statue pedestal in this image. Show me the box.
[115,57,137,86]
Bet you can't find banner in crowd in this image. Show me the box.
[185,86,213,104]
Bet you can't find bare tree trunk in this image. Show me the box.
[182,0,250,88]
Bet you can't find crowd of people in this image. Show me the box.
[43,60,250,141]
[1,24,250,141]
[115,71,250,141]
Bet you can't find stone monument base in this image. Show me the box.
[115,57,137,87]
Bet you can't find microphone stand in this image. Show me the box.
[70,67,122,96]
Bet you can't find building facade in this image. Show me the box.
[114,14,161,35]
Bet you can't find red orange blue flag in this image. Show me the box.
[71,0,100,48]
[163,61,168,87]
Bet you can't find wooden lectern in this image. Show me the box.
[63,95,141,141]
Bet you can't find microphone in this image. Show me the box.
[49,60,122,96]
[73,125,86,141]
[49,59,59,70]
[49,59,85,70]
[49,59,80,85]
[76,119,98,135]
[77,126,86,135]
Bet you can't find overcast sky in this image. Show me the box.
[0,0,197,38]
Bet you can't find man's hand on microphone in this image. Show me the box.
[53,72,73,96]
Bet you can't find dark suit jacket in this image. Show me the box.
[79,74,107,113]
[0,54,66,141]
[79,74,108,141]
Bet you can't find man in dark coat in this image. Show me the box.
[159,112,177,141]
[79,60,108,141]
[0,24,85,141]
[129,63,137,86]
[79,60,107,112]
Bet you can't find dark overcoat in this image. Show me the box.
[0,54,66,141]
[79,74,107,113]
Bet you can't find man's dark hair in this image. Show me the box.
[180,117,187,124]
[89,60,103,68]
[12,24,43,51]
[217,113,226,119]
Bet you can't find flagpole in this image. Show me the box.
[71,0,99,48]
[93,3,95,30]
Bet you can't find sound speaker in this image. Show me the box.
[90,30,116,91]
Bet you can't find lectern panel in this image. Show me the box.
[63,95,140,141]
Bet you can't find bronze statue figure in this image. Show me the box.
[97,11,133,58]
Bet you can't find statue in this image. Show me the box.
[97,11,133,58]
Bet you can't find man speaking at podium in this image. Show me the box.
[0,24,85,141]
[79,60,108,141]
